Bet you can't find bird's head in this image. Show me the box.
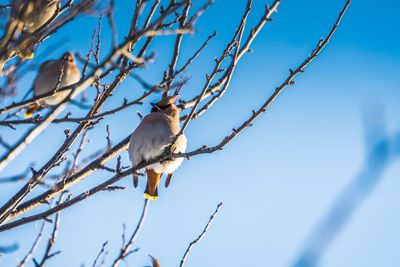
[61,52,75,63]
[151,95,180,117]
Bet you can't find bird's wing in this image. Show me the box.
[129,113,174,165]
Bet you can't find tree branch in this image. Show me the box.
[179,202,222,267]
[111,199,148,267]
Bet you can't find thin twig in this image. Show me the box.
[165,0,192,94]
[0,89,154,125]
[179,0,280,110]
[0,2,186,223]
[0,0,350,232]
[176,0,351,159]
[172,31,217,81]
[187,0,215,26]
[92,241,108,267]
[170,0,252,149]
[34,195,63,267]
[18,220,47,267]
[2,136,131,225]
[111,199,148,267]
[106,0,118,49]
[179,202,223,267]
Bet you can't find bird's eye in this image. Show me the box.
[151,104,161,113]
[151,104,171,113]
[159,104,171,110]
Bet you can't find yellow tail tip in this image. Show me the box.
[144,193,158,200]
[24,112,33,118]
[19,51,34,59]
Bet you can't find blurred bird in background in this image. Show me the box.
[1,0,60,58]
[129,95,187,200]
[25,51,80,117]
[11,0,59,33]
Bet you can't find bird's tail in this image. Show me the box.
[144,169,161,200]
[24,103,42,118]
[18,50,34,59]
[18,37,34,59]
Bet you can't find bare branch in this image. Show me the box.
[171,0,252,149]
[179,202,222,267]
[144,0,160,29]
[172,30,217,81]
[0,2,187,222]
[188,0,214,26]
[165,0,192,94]
[1,136,131,226]
[92,241,108,267]
[176,0,351,159]
[0,4,350,223]
[178,0,281,110]
[111,199,148,267]
[106,0,118,49]
[33,211,61,267]
[18,220,47,267]
[0,88,154,125]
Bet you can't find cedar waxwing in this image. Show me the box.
[25,52,80,117]
[8,0,59,58]
[128,95,187,200]
[12,0,59,33]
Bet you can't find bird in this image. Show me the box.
[5,0,60,58]
[25,52,81,117]
[12,0,59,33]
[128,95,187,200]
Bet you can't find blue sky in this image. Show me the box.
[1,0,400,266]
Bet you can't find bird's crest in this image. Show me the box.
[156,95,179,106]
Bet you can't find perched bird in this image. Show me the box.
[11,0,59,33]
[25,52,81,117]
[5,0,59,58]
[128,95,187,200]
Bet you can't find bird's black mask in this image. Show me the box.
[151,103,171,113]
